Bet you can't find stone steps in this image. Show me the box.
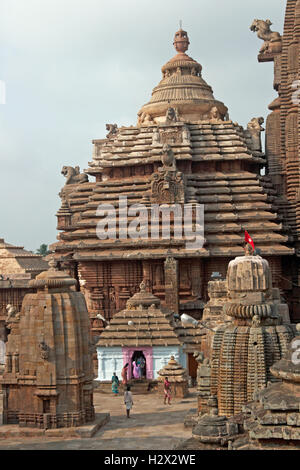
[94,379,157,395]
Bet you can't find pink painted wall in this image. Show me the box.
[122,347,153,379]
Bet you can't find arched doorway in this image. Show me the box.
[131,351,146,379]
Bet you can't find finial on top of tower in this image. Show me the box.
[173,25,190,53]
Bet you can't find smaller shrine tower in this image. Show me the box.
[0,261,94,429]
[208,244,296,417]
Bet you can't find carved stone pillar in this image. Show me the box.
[164,257,179,313]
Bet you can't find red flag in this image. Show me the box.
[245,231,255,250]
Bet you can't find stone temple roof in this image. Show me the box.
[97,285,204,348]
[0,238,49,279]
[52,27,293,262]
[52,121,292,259]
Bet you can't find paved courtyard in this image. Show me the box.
[0,389,197,450]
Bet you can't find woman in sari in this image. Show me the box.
[111,372,119,395]
[163,376,171,405]
[121,363,129,385]
[132,360,140,379]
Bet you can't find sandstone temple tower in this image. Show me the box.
[208,245,295,417]
[0,262,94,429]
[251,0,300,321]
[52,27,293,338]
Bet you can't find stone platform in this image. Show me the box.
[0,389,198,450]
[0,413,110,439]
[94,379,157,395]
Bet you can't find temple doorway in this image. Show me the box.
[188,353,198,386]
[131,351,146,379]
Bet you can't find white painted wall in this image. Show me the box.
[152,346,181,379]
[96,347,123,381]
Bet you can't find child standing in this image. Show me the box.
[124,385,134,418]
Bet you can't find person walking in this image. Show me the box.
[111,372,120,395]
[124,385,134,418]
[163,376,171,405]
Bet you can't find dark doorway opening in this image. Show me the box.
[43,399,51,414]
[131,351,146,379]
[188,353,198,386]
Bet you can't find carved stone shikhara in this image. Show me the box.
[0,266,95,429]
[52,23,296,342]
[208,247,296,417]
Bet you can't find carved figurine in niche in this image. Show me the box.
[247,117,265,152]
[106,123,118,139]
[39,341,50,360]
[250,19,282,54]
[137,111,154,126]
[152,127,161,146]
[209,106,222,121]
[61,166,88,185]
[6,304,19,324]
[161,144,176,168]
[165,107,179,124]
[154,264,164,287]
[182,125,191,145]
[109,287,116,311]
[150,144,185,203]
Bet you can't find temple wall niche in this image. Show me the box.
[285,111,299,200]
[265,110,282,192]
[78,260,143,328]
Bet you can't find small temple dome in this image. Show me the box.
[227,247,272,294]
[224,246,274,320]
[138,28,228,124]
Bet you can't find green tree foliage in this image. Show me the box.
[36,244,51,256]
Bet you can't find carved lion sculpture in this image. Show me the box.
[165,107,179,124]
[161,144,175,168]
[106,123,118,138]
[247,117,265,152]
[61,166,88,185]
[250,19,281,53]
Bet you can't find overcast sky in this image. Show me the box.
[0,0,285,252]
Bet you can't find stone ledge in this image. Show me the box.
[0,413,110,439]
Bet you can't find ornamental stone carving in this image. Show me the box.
[106,123,118,138]
[150,145,185,204]
[250,19,282,54]
[61,166,88,185]
[165,107,179,124]
[39,341,50,361]
[246,117,265,152]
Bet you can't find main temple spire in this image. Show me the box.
[137,27,228,124]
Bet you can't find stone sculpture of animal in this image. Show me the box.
[250,19,281,53]
[61,166,88,185]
